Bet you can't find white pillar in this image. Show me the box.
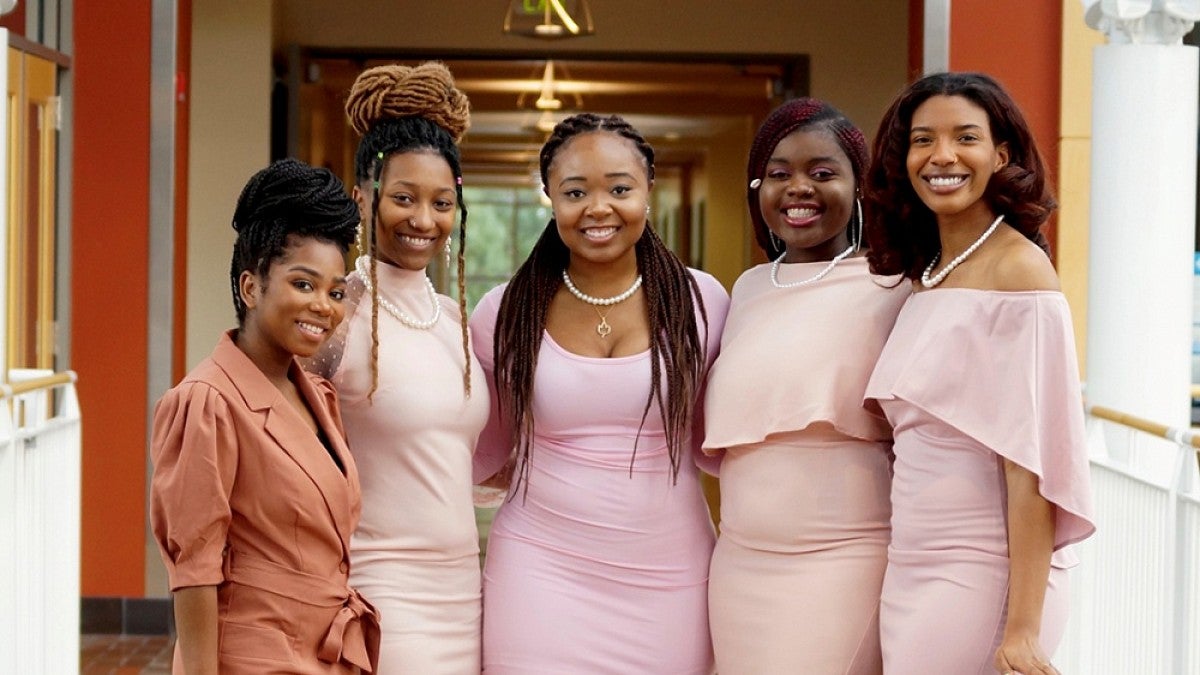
[1084,2,1198,435]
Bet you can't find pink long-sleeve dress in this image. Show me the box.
[469,270,729,674]
[308,260,490,673]
[864,289,1096,674]
[703,256,909,674]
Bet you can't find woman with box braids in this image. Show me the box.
[469,112,730,673]
[305,62,490,673]
[152,158,380,673]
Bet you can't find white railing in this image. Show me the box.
[0,370,81,675]
[1056,404,1200,674]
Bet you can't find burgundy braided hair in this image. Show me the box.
[746,98,869,259]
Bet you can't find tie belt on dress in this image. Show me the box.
[222,550,381,672]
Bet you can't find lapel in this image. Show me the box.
[211,331,356,547]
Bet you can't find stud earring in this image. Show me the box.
[749,178,762,190]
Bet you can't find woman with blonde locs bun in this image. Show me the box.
[305,62,491,673]
[470,112,730,673]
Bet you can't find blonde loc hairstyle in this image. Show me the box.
[346,61,473,400]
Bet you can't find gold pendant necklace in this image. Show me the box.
[594,306,613,338]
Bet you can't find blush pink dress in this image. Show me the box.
[469,271,729,675]
[308,260,490,673]
[864,290,1096,674]
[703,257,908,674]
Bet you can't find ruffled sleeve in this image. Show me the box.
[865,291,1096,555]
[149,380,240,591]
[469,284,515,484]
[703,259,909,452]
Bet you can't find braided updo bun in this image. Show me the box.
[345,62,470,142]
[229,158,357,324]
[346,61,474,400]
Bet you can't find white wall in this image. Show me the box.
[187,0,273,369]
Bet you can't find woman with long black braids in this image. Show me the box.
[470,113,729,673]
[150,158,378,673]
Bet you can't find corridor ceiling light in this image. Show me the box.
[517,60,583,112]
[503,0,595,39]
[535,61,562,110]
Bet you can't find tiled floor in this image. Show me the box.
[80,634,173,674]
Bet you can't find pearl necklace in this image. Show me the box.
[921,215,1004,289]
[770,245,855,289]
[561,270,643,306]
[561,270,643,338]
[355,256,441,330]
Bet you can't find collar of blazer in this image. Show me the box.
[209,330,359,551]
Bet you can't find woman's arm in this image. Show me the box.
[994,460,1060,675]
[173,585,219,675]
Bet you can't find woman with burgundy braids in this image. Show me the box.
[306,62,489,673]
[703,98,908,674]
[470,112,729,673]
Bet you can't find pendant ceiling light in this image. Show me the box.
[503,0,595,39]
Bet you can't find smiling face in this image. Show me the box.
[239,235,348,362]
[906,94,1009,223]
[758,127,857,263]
[356,149,457,271]
[546,131,651,269]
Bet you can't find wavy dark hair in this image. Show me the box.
[748,98,869,259]
[229,158,358,325]
[864,72,1056,279]
[493,113,708,493]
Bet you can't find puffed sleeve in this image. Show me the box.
[689,270,730,476]
[149,382,239,590]
[469,284,516,484]
[303,275,365,380]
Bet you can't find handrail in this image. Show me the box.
[1085,402,1200,457]
[0,371,77,399]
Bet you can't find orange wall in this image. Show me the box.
[949,0,1063,249]
[73,2,152,596]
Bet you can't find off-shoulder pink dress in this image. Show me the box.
[864,289,1096,674]
[469,270,729,675]
[308,261,490,673]
[703,257,908,674]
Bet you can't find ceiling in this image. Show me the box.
[304,56,793,182]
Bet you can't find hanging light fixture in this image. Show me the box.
[503,0,595,39]
[535,61,562,110]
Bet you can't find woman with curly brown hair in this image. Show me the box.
[703,98,908,674]
[469,112,728,673]
[305,62,488,673]
[862,72,1095,675]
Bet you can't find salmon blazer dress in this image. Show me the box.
[151,331,380,674]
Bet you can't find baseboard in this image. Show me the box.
[81,596,173,635]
